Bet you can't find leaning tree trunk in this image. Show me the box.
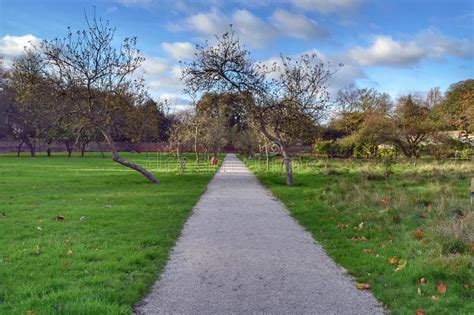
[280,144,294,186]
[100,129,159,184]
[260,126,294,186]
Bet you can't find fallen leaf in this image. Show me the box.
[395,259,407,271]
[416,277,428,285]
[67,249,73,257]
[356,282,371,290]
[437,283,447,294]
[337,223,349,229]
[105,204,112,209]
[430,295,438,301]
[34,245,40,256]
[381,198,390,205]
[79,216,86,221]
[415,230,425,239]
[463,284,470,289]
[416,309,425,315]
[358,222,364,230]
[469,243,474,251]
[417,288,422,296]
[56,215,65,221]
[388,256,398,264]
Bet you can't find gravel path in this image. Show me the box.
[137,154,384,314]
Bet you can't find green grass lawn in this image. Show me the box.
[244,155,473,314]
[0,152,219,314]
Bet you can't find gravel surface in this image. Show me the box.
[136,154,384,314]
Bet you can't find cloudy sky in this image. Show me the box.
[1,0,473,108]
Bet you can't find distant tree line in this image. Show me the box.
[166,79,473,172]
[317,81,473,160]
[0,15,472,185]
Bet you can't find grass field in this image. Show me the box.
[0,152,219,314]
[244,155,473,314]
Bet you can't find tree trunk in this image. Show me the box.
[46,140,52,157]
[194,127,199,165]
[80,143,87,157]
[259,126,294,186]
[65,141,73,158]
[30,145,36,157]
[17,140,24,157]
[280,145,294,186]
[100,129,159,184]
[27,139,36,157]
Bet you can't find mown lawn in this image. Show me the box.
[244,155,473,314]
[0,152,219,314]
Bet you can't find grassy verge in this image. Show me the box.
[0,152,220,314]
[243,155,473,314]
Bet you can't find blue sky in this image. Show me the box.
[1,0,473,108]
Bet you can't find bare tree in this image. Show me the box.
[182,31,335,185]
[168,109,194,160]
[425,87,443,108]
[38,13,159,183]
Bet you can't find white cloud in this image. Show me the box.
[232,9,278,46]
[140,55,189,108]
[349,30,473,67]
[309,49,365,96]
[271,9,327,39]
[290,0,365,14]
[161,42,196,60]
[171,8,278,47]
[416,28,473,60]
[158,93,191,112]
[170,8,334,47]
[258,50,364,97]
[0,34,40,57]
[181,9,227,34]
[142,56,170,76]
[349,36,425,66]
